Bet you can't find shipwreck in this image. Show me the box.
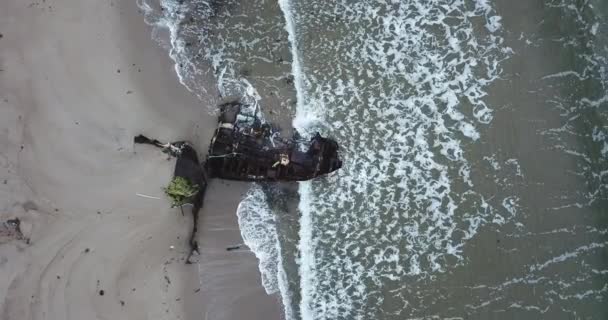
[206,102,342,181]
[135,102,342,261]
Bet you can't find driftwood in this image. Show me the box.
[134,135,207,263]
[173,144,207,263]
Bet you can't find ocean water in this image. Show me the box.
[139,0,608,319]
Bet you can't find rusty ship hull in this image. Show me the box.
[205,103,342,181]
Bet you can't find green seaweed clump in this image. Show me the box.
[164,177,199,207]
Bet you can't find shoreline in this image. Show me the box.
[0,1,283,319]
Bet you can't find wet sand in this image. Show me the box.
[0,0,282,319]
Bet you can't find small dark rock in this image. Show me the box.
[126,90,133,94]
[56,275,61,279]
[120,300,125,306]
[117,69,120,73]
[84,248,90,253]
[99,290,105,296]
[284,75,294,85]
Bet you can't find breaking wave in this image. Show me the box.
[236,185,279,293]
[137,0,272,102]
[236,185,296,319]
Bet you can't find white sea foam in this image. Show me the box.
[537,1,608,280]
[236,185,280,294]
[278,0,317,134]
[592,126,608,158]
[137,0,197,94]
[236,185,296,319]
[528,242,608,272]
[286,0,512,318]
[296,181,316,320]
[138,0,252,102]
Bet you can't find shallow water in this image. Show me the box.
[140,0,608,318]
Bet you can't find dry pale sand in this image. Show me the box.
[0,0,282,319]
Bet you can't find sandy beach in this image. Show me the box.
[0,0,282,319]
